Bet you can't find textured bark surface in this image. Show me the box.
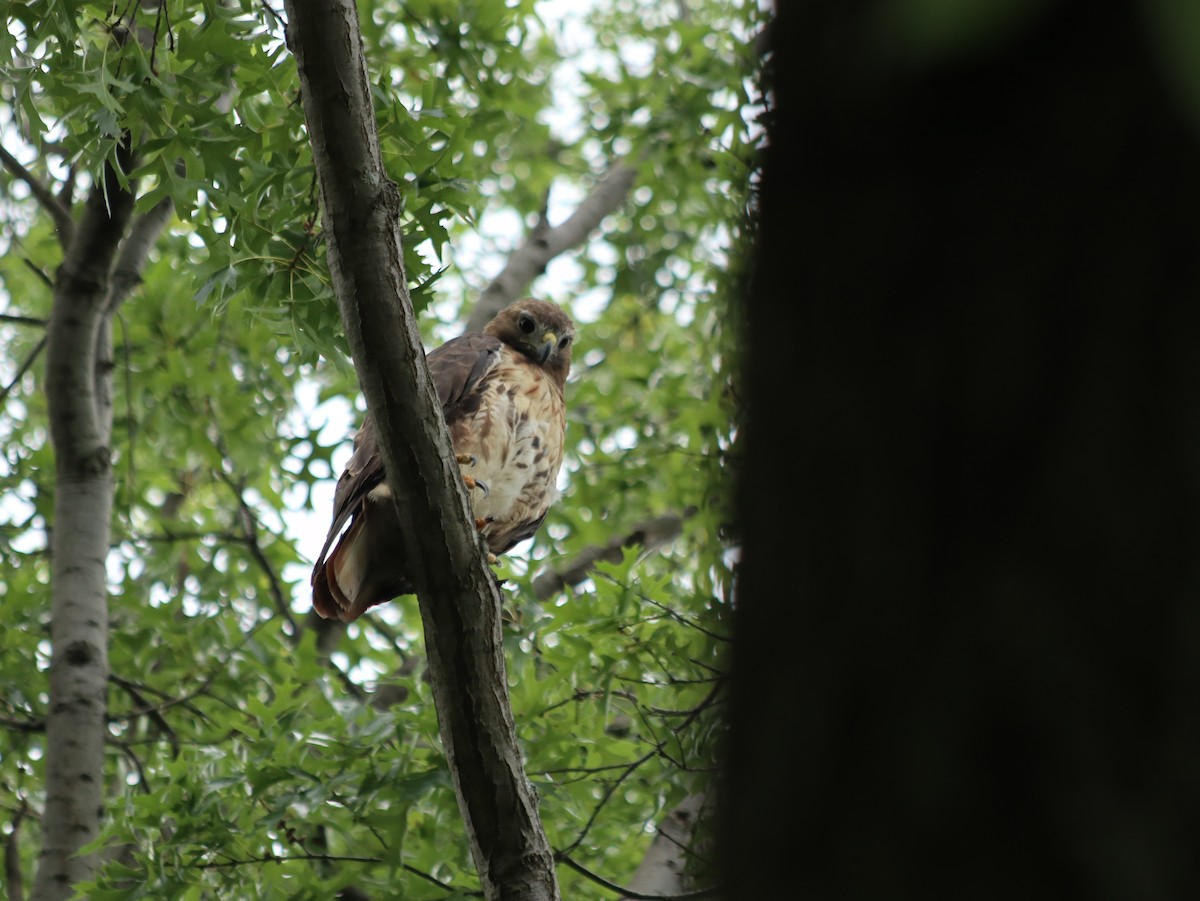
[725,3,1200,899]
[282,2,559,898]
[32,157,134,901]
[619,794,704,899]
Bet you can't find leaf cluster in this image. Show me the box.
[0,0,765,896]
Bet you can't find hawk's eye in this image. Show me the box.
[558,335,571,349]
[518,315,535,334]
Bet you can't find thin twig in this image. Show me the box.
[203,441,367,697]
[0,714,44,732]
[0,314,47,327]
[108,674,182,759]
[258,0,286,29]
[0,335,47,408]
[191,852,384,869]
[556,854,718,900]
[109,669,219,722]
[107,736,152,793]
[398,861,483,895]
[0,143,75,246]
[210,461,300,638]
[19,257,53,289]
[560,749,657,855]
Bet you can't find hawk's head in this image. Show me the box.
[486,299,576,387]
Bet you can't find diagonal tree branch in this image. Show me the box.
[0,313,48,327]
[281,2,560,898]
[0,714,44,732]
[465,161,637,334]
[110,197,175,310]
[0,334,48,410]
[533,511,692,601]
[0,143,75,248]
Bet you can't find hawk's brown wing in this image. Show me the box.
[430,332,505,422]
[310,333,505,621]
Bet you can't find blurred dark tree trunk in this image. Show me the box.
[725,2,1200,899]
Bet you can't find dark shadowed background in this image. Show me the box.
[726,2,1200,897]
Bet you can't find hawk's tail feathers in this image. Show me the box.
[311,517,368,623]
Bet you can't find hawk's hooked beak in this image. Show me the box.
[537,332,558,364]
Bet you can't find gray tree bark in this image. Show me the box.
[281,2,560,899]
[619,794,705,899]
[32,151,133,901]
[26,129,173,901]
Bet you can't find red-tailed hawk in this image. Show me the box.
[311,298,576,623]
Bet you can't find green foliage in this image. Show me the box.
[1,0,762,896]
